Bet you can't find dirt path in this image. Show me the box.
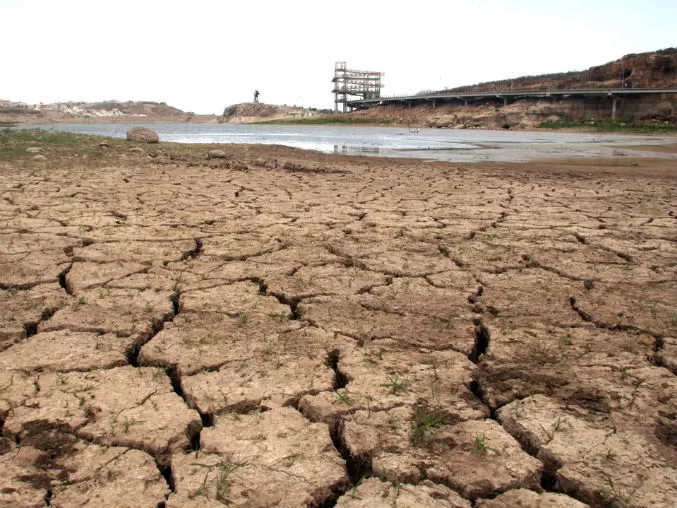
[1,132,675,507]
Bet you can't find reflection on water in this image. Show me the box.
[11,123,676,163]
[333,144,383,155]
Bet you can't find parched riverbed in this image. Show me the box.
[1,131,676,507]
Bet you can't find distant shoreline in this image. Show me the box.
[6,119,676,135]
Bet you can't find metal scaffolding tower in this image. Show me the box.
[332,61,383,113]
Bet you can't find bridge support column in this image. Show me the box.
[408,102,412,108]
[432,100,436,109]
[464,100,468,106]
[503,97,508,107]
[611,96,617,120]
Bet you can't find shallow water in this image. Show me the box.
[12,123,676,163]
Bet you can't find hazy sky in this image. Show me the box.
[1,0,675,114]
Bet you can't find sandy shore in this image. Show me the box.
[1,132,676,507]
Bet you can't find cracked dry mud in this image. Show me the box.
[1,134,676,507]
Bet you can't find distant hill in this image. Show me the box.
[107,101,186,117]
[0,100,218,124]
[439,48,677,93]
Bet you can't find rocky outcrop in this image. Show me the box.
[126,127,159,143]
[220,102,324,124]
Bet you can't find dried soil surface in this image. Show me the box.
[1,132,675,507]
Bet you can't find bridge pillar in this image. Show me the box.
[408,102,412,108]
[432,100,436,109]
[464,100,468,106]
[503,97,508,107]
[611,96,617,120]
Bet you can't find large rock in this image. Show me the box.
[126,127,159,143]
[207,149,229,159]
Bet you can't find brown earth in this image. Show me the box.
[0,133,676,507]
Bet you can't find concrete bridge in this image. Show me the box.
[347,88,677,119]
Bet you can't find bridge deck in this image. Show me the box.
[347,88,677,108]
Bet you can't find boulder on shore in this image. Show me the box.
[126,127,159,144]
[207,149,230,159]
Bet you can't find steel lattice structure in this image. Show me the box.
[332,62,383,113]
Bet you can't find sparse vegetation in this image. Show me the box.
[470,432,498,455]
[538,119,677,133]
[333,389,352,406]
[411,405,443,444]
[381,375,409,395]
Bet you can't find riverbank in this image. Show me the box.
[338,100,677,132]
[1,130,676,506]
[6,124,676,164]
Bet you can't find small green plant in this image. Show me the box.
[350,475,365,499]
[2,398,16,416]
[236,314,249,327]
[602,474,639,506]
[71,296,86,310]
[559,334,573,346]
[105,469,121,482]
[189,460,245,502]
[333,389,352,405]
[282,451,303,466]
[267,312,290,321]
[380,375,409,395]
[216,389,229,409]
[540,415,570,443]
[122,417,141,434]
[512,400,523,419]
[470,432,489,455]
[411,405,443,444]
[71,384,96,394]
[445,312,457,330]
[533,342,558,364]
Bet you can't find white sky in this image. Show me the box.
[1,0,675,114]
